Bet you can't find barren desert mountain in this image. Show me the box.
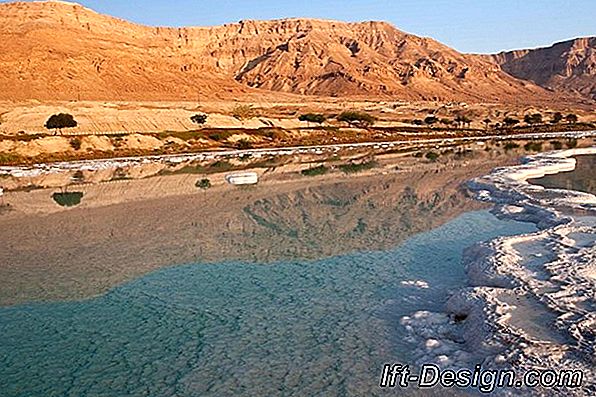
[490,37,596,100]
[0,0,582,103]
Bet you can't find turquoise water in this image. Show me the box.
[0,210,534,397]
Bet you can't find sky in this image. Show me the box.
[8,0,596,53]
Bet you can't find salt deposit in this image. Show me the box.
[402,147,596,396]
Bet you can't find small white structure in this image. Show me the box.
[225,171,259,185]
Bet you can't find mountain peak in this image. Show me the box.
[0,1,586,103]
[490,37,596,100]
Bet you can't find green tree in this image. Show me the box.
[503,117,520,127]
[337,111,376,128]
[565,113,578,124]
[454,115,471,128]
[45,113,77,135]
[550,112,563,124]
[524,113,542,125]
[483,118,491,130]
[424,116,438,126]
[190,113,208,126]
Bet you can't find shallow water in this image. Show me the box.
[0,210,534,397]
[529,154,596,194]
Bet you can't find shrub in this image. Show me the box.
[301,165,329,176]
[425,151,440,161]
[503,142,520,151]
[196,178,211,190]
[298,113,326,125]
[565,138,578,148]
[209,160,232,170]
[208,133,223,141]
[338,160,377,174]
[550,140,563,150]
[236,139,253,150]
[565,114,578,124]
[337,111,376,128]
[190,113,208,126]
[69,137,82,150]
[231,104,254,121]
[524,141,543,152]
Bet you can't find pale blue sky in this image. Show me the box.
[8,0,596,53]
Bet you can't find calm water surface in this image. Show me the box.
[529,154,596,195]
[0,210,534,397]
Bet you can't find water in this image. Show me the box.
[0,210,534,397]
[528,154,596,194]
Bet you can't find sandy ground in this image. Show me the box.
[0,145,529,307]
[0,100,594,165]
[1,99,594,136]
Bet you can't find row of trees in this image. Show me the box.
[501,112,578,127]
[299,111,376,127]
[41,109,581,136]
[413,115,472,128]
[414,112,579,130]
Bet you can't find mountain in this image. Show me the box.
[0,1,577,103]
[489,37,596,100]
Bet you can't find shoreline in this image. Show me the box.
[1,129,595,173]
[403,147,596,396]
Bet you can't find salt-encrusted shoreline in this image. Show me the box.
[1,130,594,178]
[402,147,596,396]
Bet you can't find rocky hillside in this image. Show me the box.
[490,37,596,101]
[0,1,563,103]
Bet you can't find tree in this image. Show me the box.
[337,111,376,128]
[503,117,520,127]
[483,118,491,130]
[524,113,542,125]
[45,113,77,135]
[454,115,471,128]
[565,113,578,124]
[424,116,438,126]
[298,113,326,126]
[551,112,563,124]
[190,113,208,126]
[440,118,452,126]
[411,119,424,126]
